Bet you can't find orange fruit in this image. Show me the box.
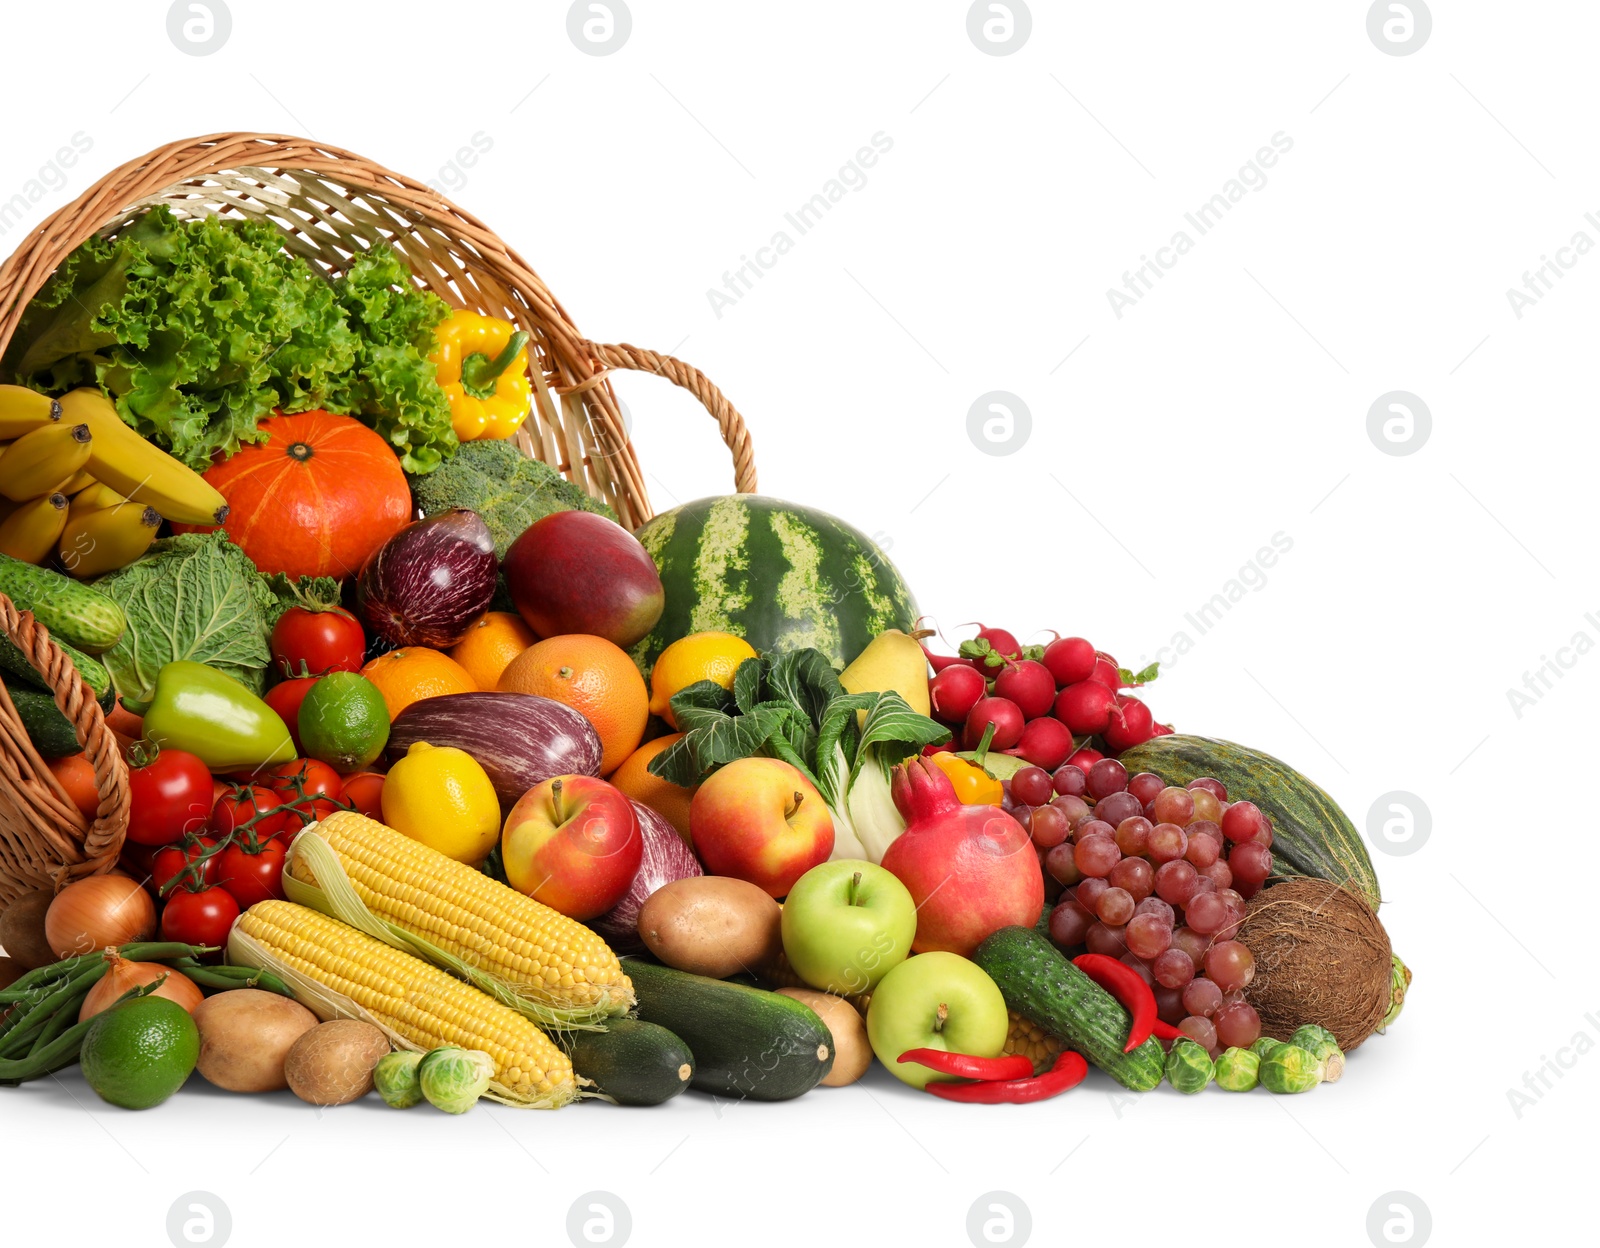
[609,734,696,841]
[497,635,648,775]
[450,612,537,691]
[360,647,477,721]
[48,754,100,821]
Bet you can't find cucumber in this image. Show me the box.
[0,633,111,700]
[0,554,126,654]
[625,959,834,1101]
[2,677,115,759]
[567,1018,695,1106]
[973,926,1166,1092]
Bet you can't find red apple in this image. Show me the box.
[880,764,1044,956]
[501,774,642,919]
[689,758,834,898]
[503,511,664,648]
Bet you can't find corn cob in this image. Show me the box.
[1003,1009,1067,1074]
[232,901,575,1107]
[286,811,632,1021]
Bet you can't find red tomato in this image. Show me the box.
[126,750,214,846]
[217,839,287,910]
[261,759,344,838]
[264,677,319,752]
[264,758,343,801]
[272,606,366,679]
[152,837,220,893]
[209,785,288,841]
[160,885,240,946]
[340,772,385,819]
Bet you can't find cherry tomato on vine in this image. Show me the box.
[160,885,240,945]
[126,749,214,847]
[271,606,366,679]
[209,785,288,842]
[217,838,287,910]
[263,758,343,801]
[261,758,344,835]
[152,836,219,892]
[264,677,320,752]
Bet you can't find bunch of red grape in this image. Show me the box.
[925,626,1168,771]
[1007,758,1276,1057]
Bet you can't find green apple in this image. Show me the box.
[866,952,1009,1089]
[781,859,916,995]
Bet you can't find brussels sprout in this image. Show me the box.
[1214,1046,1260,1092]
[418,1046,495,1114]
[373,1050,425,1109]
[1164,1039,1215,1095]
[1249,1036,1281,1060]
[1288,1024,1346,1083]
[1260,1043,1322,1094]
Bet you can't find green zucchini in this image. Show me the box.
[0,555,126,654]
[1118,734,1381,910]
[625,959,834,1101]
[567,1018,695,1106]
[2,678,115,759]
[0,634,110,700]
[973,926,1165,1092]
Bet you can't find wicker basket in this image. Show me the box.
[0,132,757,907]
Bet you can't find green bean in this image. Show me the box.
[171,958,293,997]
[0,965,104,1045]
[0,942,213,1002]
[28,996,80,1057]
[0,1016,97,1083]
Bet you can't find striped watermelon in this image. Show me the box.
[1117,734,1383,910]
[631,495,917,675]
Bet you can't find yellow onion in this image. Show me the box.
[44,875,156,960]
[79,952,204,1022]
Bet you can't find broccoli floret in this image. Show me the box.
[408,439,616,559]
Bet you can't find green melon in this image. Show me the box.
[631,495,917,675]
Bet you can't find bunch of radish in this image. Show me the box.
[922,624,1169,771]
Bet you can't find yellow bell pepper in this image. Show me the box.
[929,752,1005,806]
[429,310,533,441]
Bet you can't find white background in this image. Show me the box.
[0,2,1586,1246]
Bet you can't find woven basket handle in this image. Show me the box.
[0,594,128,889]
[583,341,758,495]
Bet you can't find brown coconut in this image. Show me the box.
[1238,878,1394,1051]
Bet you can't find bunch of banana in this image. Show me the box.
[0,385,229,577]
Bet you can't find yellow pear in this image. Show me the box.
[839,629,932,717]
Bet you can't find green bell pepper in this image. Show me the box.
[132,660,296,771]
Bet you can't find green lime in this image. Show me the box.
[299,672,391,771]
[80,996,200,1110]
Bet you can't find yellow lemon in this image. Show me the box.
[648,631,758,728]
[379,741,500,866]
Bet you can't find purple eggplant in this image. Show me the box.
[590,803,702,953]
[386,692,602,811]
[356,508,497,648]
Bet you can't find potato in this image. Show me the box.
[0,891,56,970]
[193,989,318,1093]
[637,877,781,979]
[284,1020,391,1106]
[0,956,21,991]
[778,988,871,1086]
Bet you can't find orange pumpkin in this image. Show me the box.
[176,410,412,580]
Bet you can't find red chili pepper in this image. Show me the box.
[897,1048,1035,1082]
[923,1050,1089,1104]
[1151,1018,1184,1042]
[1072,953,1157,1054]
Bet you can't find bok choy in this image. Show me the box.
[648,649,950,862]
